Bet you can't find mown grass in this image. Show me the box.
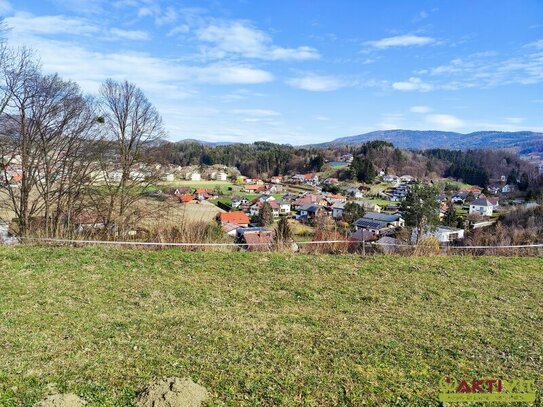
[0,247,542,406]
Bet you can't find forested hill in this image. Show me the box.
[151,140,540,189]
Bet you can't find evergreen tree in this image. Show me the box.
[443,200,458,227]
[401,183,441,242]
[258,202,274,226]
[275,216,292,243]
[309,155,325,172]
[518,172,530,191]
[342,202,366,225]
[350,157,376,183]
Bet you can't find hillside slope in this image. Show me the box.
[1,247,542,406]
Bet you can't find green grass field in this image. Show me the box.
[1,247,542,406]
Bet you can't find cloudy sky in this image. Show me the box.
[2,0,543,143]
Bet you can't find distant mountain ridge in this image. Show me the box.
[308,130,543,152]
[178,130,543,154]
[178,138,237,147]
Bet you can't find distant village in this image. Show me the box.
[133,155,538,251]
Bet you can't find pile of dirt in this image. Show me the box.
[34,394,87,407]
[136,377,208,407]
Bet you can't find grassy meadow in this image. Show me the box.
[0,247,542,406]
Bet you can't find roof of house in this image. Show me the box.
[353,218,388,229]
[487,197,499,206]
[363,212,402,222]
[178,194,194,203]
[471,198,493,207]
[219,211,250,225]
[241,231,274,250]
[221,222,239,233]
[243,184,264,191]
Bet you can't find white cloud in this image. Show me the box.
[424,114,464,130]
[197,21,320,61]
[367,34,435,49]
[392,77,433,92]
[504,117,524,124]
[193,63,273,84]
[525,39,543,49]
[287,74,347,91]
[109,28,150,41]
[0,0,12,15]
[167,24,190,37]
[410,105,432,113]
[417,48,543,89]
[232,109,279,117]
[5,12,98,36]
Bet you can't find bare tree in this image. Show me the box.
[97,79,164,230]
[0,47,41,235]
[0,48,100,237]
[30,75,101,236]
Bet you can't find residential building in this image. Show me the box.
[218,212,250,227]
[469,198,494,216]
[432,226,465,243]
[235,228,274,251]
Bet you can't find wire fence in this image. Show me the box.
[17,236,543,256]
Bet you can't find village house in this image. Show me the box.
[469,197,494,216]
[243,184,265,193]
[292,194,328,210]
[266,183,283,193]
[270,176,283,184]
[304,173,319,186]
[501,184,513,194]
[324,177,339,185]
[487,197,499,210]
[352,218,391,236]
[186,172,201,181]
[195,188,216,200]
[177,194,194,203]
[432,226,465,244]
[170,187,192,196]
[383,175,399,183]
[231,195,251,209]
[217,212,250,228]
[359,200,382,213]
[344,187,364,199]
[296,204,327,223]
[277,201,291,216]
[235,227,274,251]
[353,212,404,233]
[216,172,228,181]
[331,201,346,219]
[400,175,416,183]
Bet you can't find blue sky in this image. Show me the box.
[2,0,543,144]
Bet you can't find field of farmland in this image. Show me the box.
[0,247,542,406]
